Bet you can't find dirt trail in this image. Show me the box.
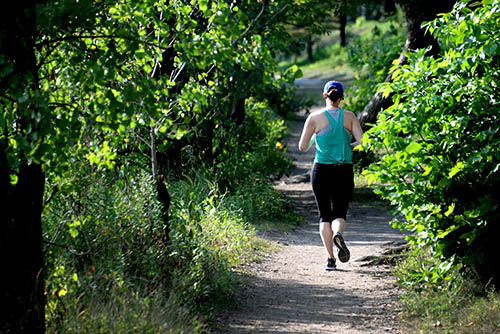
[216,104,407,334]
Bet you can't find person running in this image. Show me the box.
[298,80,363,271]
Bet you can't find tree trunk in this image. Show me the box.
[358,0,457,130]
[231,96,246,127]
[1,162,46,333]
[306,33,313,63]
[156,175,171,245]
[339,13,347,47]
[0,2,47,332]
[150,128,171,245]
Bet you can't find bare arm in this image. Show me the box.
[298,115,316,152]
[350,114,364,151]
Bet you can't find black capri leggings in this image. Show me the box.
[311,162,354,223]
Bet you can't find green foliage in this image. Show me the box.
[47,291,204,334]
[225,181,302,229]
[363,0,500,284]
[210,97,294,190]
[345,16,406,112]
[394,248,500,334]
[1,0,310,179]
[283,40,351,71]
[166,173,269,315]
[3,0,323,330]
[43,168,170,323]
[394,247,462,292]
[43,142,297,330]
[42,165,265,329]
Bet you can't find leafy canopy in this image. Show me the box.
[1,0,308,183]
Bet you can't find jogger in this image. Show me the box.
[298,80,363,270]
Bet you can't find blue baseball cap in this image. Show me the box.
[323,80,344,95]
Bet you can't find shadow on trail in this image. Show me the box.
[267,182,404,249]
[218,274,391,334]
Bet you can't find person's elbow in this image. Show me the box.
[298,143,307,152]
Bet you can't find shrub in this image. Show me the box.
[43,160,292,330]
[364,0,500,285]
[224,180,302,229]
[43,167,175,330]
[211,97,293,190]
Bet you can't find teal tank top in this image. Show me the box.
[314,109,353,164]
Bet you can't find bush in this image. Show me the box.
[224,180,302,229]
[167,172,266,313]
[211,97,294,190]
[364,0,500,285]
[345,17,405,173]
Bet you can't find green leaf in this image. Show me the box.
[135,49,146,59]
[10,174,18,185]
[438,225,457,238]
[198,0,208,14]
[182,5,192,15]
[68,227,79,238]
[381,84,393,98]
[448,161,465,178]
[456,20,467,44]
[444,203,455,217]
[405,141,422,154]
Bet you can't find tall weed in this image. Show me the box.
[394,248,500,334]
[43,159,293,330]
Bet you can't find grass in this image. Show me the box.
[394,249,500,334]
[47,291,205,334]
[291,42,353,82]
[278,29,352,83]
[250,218,303,234]
[278,17,404,82]
[43,166,295,333]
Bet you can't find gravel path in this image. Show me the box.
[216,101,407,334]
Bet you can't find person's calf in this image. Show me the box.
[319,222,334,259]
[332,218,346,235]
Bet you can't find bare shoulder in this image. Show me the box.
[306,110,324,123]
[343,109,356,118]
[343,109,360,122]
[309,109,325,117]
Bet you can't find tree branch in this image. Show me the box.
[44,240,91,256]
[150,0,166,79]
[35,34,171,51]
[43,186,58,207]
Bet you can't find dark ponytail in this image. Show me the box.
[327,88,343,102]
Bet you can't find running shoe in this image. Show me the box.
[333,233,350,263]
[324,258,336,271]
